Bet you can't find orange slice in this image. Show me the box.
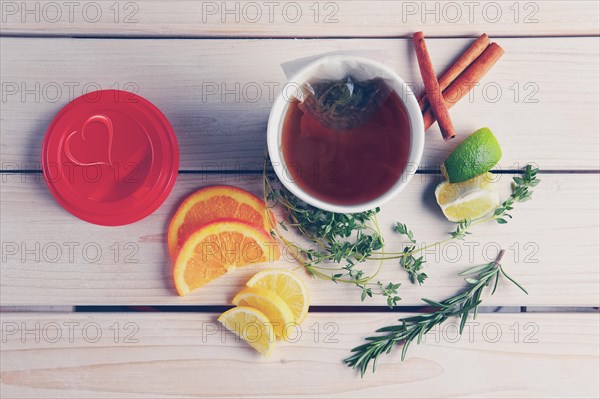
[174,220,280,296]
[168,186,274,259]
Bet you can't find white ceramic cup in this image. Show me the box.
[267,55,424,213]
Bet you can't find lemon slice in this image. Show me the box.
[246,269,310,324]
[435,172,500,222]
[232,287,295,340]
[217,306,275,356]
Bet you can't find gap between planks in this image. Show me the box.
[1,305,598,313]
[2,34,600,40]
[2,170,599,174]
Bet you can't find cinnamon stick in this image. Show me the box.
[413,31,456,141]
[418,33,490,112]
[423,42,505,130]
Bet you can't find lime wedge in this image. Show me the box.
[443,127,502,183]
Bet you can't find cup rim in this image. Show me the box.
[267,54,424,214]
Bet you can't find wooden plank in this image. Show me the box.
[1,312,598,398]
[1,172,598,307]
[1,1,598,38]
[1,37,598,171]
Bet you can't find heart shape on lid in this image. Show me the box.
[64,115,114,167]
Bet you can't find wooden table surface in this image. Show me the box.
[1,1,599,398]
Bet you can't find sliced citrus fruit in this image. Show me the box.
[218,306,276,356]
[173,220,280,296]
[443,127,502,183]
[246,269,310,324]
[232,287,295,340]
[168,186,275,259]
[435,172,500,222]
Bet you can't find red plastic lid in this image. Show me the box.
[42,90,179,226]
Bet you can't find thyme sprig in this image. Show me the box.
[379,165,541,281]
[263,159,403,307]
[493,164,540,224]
[451,165,541,237]
[344,250,528,376]
[394,223,427,285]
[264,155,539,306]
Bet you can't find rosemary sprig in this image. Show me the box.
[344,250,528,376]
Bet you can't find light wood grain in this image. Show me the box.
[1,4,598,397]
[1,312,598,398]
[1,1,598,38]
[1,37,598,171]
[1,172,598,307]
[0,306,73,312]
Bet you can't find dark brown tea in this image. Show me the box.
[281,88,411,206]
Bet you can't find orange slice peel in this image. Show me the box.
[173,219,280,296]
[168,185,274,259]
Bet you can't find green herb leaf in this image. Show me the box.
[345,250,527,376]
